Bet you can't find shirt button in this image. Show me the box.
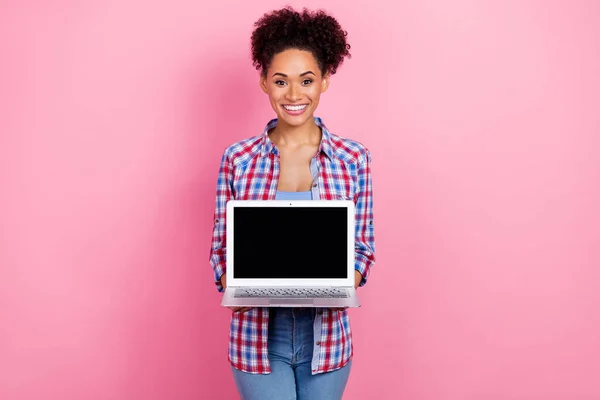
[316,341,321,346]
[215,219,219,223]
[312,183,317,187]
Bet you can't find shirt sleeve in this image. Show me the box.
[209,150,234,292]
[354,149,376,287]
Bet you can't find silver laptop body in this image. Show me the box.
[221,200,360,308]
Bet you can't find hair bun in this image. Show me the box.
[251,6,351,76]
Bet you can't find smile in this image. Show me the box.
[282,104,308,111]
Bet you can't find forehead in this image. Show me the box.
[268,49,320,74]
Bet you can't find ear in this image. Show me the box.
[321,73,330,93]
[260,74,268,94]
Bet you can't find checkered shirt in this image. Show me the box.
[209,117,375,374]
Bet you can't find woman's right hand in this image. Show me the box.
[221,274,251,313]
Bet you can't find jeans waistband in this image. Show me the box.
[269,307,316,322]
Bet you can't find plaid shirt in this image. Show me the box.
[209,117,376,375]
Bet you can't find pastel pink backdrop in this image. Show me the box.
[1,0,599,399]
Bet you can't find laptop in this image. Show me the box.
[221,199,360,308]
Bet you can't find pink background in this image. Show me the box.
[1,0,599,399]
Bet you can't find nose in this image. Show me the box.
[285,83,302,102]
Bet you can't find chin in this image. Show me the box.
[279,113,314,127]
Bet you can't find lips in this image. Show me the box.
[282,104,309,116]
[283,104,308,111]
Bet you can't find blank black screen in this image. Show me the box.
[233,207,348,279]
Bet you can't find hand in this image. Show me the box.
[221,274,251,313]
[228,306,252,313]
[329,270,363,312]
[354,270,363,289]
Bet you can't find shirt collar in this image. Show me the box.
[260,116,334,160]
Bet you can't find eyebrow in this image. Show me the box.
[271,71,316,78]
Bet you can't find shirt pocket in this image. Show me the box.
[331,187,355,202]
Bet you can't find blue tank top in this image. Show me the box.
[275,191,312,200]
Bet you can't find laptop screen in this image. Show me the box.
[233,207,348,279]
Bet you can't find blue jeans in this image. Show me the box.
[231,308,352,400]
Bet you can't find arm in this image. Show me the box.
[354,149,376,287]
[209,150,234,293]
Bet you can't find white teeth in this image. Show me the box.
[283,104,307,111]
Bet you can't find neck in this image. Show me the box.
[270,117,321,147]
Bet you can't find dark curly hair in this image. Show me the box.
[251,6,351,76]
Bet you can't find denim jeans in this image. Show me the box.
[231,308,352,400]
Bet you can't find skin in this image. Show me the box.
[224,48,362,312]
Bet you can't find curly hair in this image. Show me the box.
[251,6,351,76]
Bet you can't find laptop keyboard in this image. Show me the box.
[234,288,348,299]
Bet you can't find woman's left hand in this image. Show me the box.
[329,271,363,312]
[354,270,362,289]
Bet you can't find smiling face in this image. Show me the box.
[260,48,329,129]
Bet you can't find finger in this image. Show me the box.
[229,307,252,313]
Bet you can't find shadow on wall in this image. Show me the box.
[187,52,270,393]
[124,52,268,397]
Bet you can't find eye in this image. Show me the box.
[275,80,287,86]
[302,79,313,85]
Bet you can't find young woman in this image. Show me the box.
[209,6,376,400]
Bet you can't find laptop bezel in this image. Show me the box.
[226,199,355,287]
